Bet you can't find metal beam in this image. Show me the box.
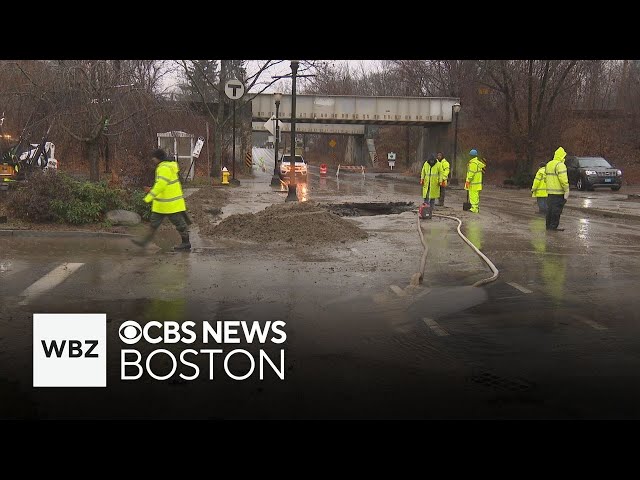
[251,93,460,126]
[252,122,365,135]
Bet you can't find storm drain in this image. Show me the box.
[470,371,532,393]
[324,202,415,217]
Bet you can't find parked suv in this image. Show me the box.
[566,156,622,191]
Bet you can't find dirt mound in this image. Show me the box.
[211,202,368,245]
[187,186,229,236]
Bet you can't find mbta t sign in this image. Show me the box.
[224,79,245,100]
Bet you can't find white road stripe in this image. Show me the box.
[19,263,84,305]
[507,281,533,294]
[573,315,608,331]
[422,317,449,336]
[389,285,407,297]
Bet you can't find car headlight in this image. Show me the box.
[617,170,622,176]
[585,170,597,175]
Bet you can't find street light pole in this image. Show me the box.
[452,102,461,182]
[286,60,299,202]
[271,93,282,187]
[232,100,237,182]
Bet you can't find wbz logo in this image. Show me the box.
[33,314,106,387]
[41,339,99,358]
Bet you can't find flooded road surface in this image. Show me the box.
[2,160,640,419]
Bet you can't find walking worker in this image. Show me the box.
[464,149,486,213]
[545,146,570,231]
[420,154,445,214]
[436,152,450,206]
[531,161,548,214]
[132,148,192,251]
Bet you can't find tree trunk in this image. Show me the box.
[86,139,101,181]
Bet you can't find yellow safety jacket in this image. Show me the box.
[421,161,444,199]
[438,158,450,180]
[465,157,486,191]
[531,167,548,197]
[144,161,187,214]
[545,147,569,195]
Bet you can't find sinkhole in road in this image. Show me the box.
[324,202,415,217]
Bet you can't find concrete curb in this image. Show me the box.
[0,230,133,238]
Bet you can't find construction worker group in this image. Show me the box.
[420,148,484,214]
[420,146,570,230]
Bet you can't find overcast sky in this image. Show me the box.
[164,60,384,93]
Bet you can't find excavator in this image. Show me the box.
[0,114,57,190]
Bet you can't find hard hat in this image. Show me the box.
[469,149,478,156]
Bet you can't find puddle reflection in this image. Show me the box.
[465,220,483,250]
[529,217,567,304]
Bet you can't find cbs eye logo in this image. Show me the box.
[119,321,142,345]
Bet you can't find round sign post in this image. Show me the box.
[224,79,245,184]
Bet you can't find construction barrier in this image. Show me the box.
[336,164,366,178]
[245,151,252,169]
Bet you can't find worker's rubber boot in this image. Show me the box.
[173,233,191,251]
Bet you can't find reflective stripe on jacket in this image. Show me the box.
[438,158,450,179]
[421,161,443,199]
[545,147,569,195]
[465,157,485,191]
[531,167,548,197]
[144,161,187,214]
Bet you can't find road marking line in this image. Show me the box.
[422,317,449,336]
[389,285,407,297]
[573,315,608,331]
[19,263,85,305]
[506,281,533,294]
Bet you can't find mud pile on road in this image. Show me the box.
[187,186,229,236]
[210,202,368,245]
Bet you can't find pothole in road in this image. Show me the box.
[324,202,415,217]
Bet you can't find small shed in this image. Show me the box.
[157,131,195,180]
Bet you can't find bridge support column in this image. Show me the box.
[421,124,452,161]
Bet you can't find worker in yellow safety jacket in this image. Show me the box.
[436,152,450,206]
[464,149,486,213]
[131,148,191,251]
[420,155,445,210]
[544,146,570,231]
[531,162,548,214]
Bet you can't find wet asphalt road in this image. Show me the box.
[2,152,640,419]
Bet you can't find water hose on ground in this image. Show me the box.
[416,212,499,288]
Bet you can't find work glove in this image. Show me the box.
[563,190,570,200]
[440,181,446,187]
[144,186,151,193]
[465,181,470,189]
[420,179,424,185]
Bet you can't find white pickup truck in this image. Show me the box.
[279,154,308,179]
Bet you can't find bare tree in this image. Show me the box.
[14,60,163,181]
[177,59,319,174]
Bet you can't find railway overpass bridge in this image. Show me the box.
[251,93,460,166]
